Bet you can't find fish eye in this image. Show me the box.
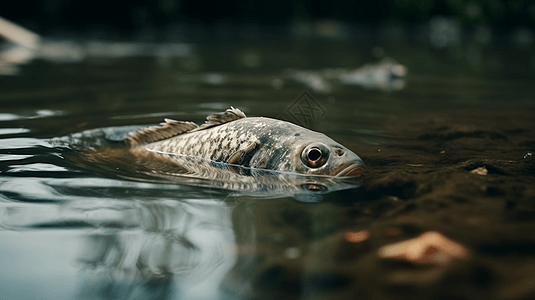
[301,143,329,168]
[308,148,322,161]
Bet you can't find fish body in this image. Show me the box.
[128,108,364,177]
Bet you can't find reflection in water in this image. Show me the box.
[0,177,239,299]
[124,149,361,203]
[0,169,244,299]
[75,198,238,300]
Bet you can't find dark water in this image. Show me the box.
[1,43,535,300]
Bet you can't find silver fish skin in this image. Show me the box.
[129,108,364,177]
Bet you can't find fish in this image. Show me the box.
[127,107,364,177]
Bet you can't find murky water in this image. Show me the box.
[1,43,535,300]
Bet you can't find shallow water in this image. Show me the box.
[1,43,535,300]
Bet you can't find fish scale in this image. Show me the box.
[146,123,253,163]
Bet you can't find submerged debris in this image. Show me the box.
[378,231,468,267]
[344,230,370,243]
[470,166,488,175]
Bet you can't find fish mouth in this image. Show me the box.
[335,163,364,177]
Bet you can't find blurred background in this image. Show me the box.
[1,0,534,75]
[1,0,534,133]
[2,0,535,43]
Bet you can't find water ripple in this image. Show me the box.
[0,110,63,121]
[0,137,54,150]
[0,128,30,135]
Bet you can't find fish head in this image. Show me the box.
[289,134,364,177]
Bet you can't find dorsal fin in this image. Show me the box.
[190,107,246,132]
[126,107,246,146]
[127,119,199,146]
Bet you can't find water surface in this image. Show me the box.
[1,43,534,300]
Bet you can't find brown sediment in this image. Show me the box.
[247,108,535,300]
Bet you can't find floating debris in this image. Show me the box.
[0,16,40,75]
[282,57,407,93]
[378,231,468,267]
[0,16,40,49]
[339,58,407,92]
[282,69,332,93]
[524,152,533,159]
[0,16,195,75]
[470,166,488,175]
